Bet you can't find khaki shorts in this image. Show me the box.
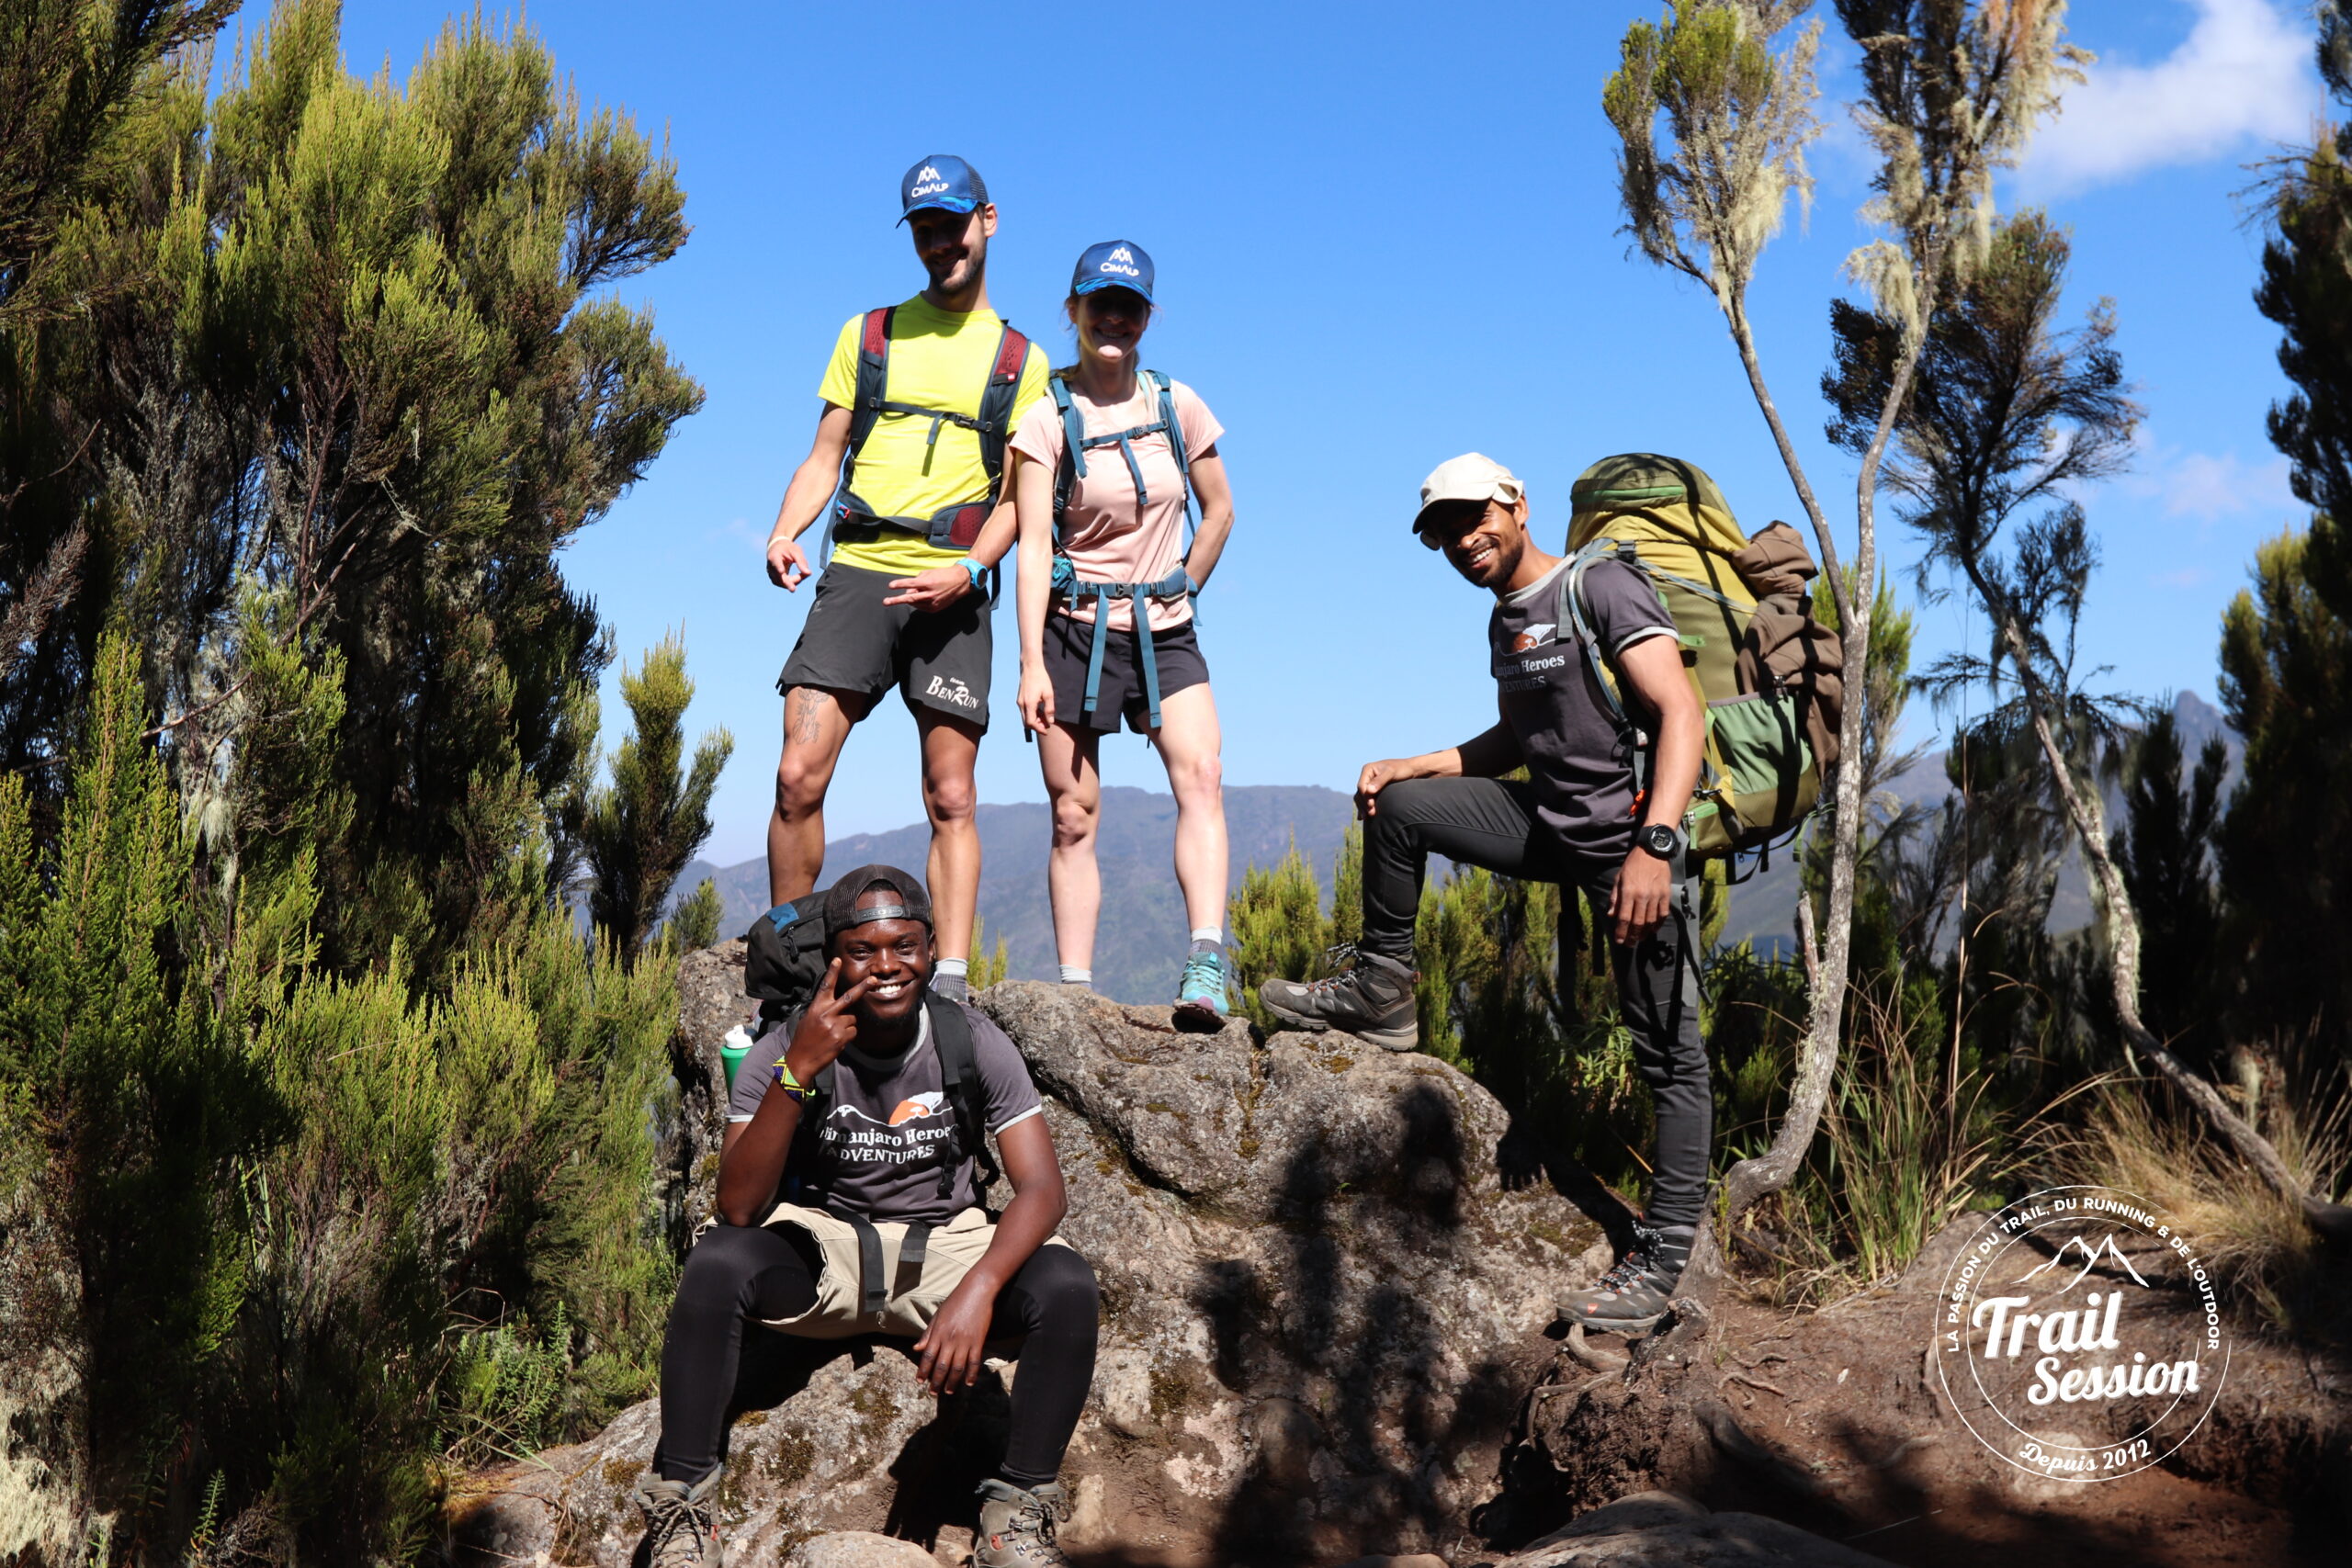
[753,1202,1069,1340]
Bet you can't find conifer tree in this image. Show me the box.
[2217,532,2352,1049]
[2226,0,2352,1063]
[584,633,734,962]
[665,876,725,952]
[2113,708,2225,1069]
[1,0,703,971]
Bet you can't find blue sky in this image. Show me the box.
[311,1,2324,865]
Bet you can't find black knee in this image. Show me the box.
[1017,1247,1100,1336]
[675,1224,786,1318]
[1370,776,1445,834]
[677,1224,752,1289]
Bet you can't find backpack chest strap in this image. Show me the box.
[1077,417,1177,506]
[1051,564,1195,729]
[822,1205,936,1318]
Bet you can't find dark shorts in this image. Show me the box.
[777,561,990,729]
[1043,611,1208,734]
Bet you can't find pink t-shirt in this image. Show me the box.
[1012,376,1223,632]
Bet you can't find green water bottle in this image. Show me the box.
[719,1023,755,1091]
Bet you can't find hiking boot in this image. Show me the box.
[931,972,970,1005]
[974,1477,1070,1567]
[1171,947,1229,1030]
[1555,1221,1696,1336]
[1257,948,1419,1051]
[633,1470,724,1567]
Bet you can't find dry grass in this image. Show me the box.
[2046,1049,2352,1342]
[1739,984,2021,1308]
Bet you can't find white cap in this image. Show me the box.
[1413,453,1524,535]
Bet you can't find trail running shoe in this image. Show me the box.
[1555,1221,1696,1336]
[634,1470,725,1567]
[1172,948,1229,1029]
[1257,947,1419,1051]
[975,1478,1071,1567]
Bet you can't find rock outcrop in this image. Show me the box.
[1482,1491,1896,1567]
[441,960,1606,1565]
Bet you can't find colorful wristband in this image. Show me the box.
[956,557,986,590]
[772,1059,807,1102]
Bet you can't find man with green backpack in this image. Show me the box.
[1260,453,1838,1334]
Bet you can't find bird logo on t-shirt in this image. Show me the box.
[1511,624,1557,652]
[888,1092,945,1126]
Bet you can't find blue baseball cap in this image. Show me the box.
[1072,240,1154,303]
[899,154,987,223]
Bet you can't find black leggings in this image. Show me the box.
[1362,775,1713,1228]
[651,1222,1100,1488]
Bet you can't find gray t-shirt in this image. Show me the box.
[1490,558,1678,861]
[728,999,1043,1225]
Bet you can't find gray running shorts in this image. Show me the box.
[776,561,990,729]
[1042,611,1207,734]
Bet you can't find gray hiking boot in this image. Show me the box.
[1257,948,1419,1051]
[931,972,970,1005]
[633,1470,724,1566]
[974,1477,1070,1567]
[1555,1221,1696,1336]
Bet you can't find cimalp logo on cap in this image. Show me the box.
[910,164,949,198]
[1932,1185,2229,1483]
[1100,245,1140,277]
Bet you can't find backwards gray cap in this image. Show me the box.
[821,864,933,941]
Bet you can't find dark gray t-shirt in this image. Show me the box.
[1490,558,1678,860]
[728,999,1043,1224]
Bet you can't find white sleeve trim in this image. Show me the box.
[990,1104,1043,1136]
[727,1111,755,1123]
[1609,625,1677,659]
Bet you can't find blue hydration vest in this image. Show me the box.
[1047,369,1199,729]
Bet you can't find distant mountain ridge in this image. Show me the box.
[1717,690,2241,950]
[680,695,2236,999]
[679,784,1356,1004]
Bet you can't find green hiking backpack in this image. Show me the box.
[1562,453,1845,860]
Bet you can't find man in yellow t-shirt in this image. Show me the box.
[763,154,1049,1002]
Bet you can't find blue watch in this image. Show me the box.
[956,557,986,591]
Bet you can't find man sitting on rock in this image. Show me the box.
[1259,455,1712,1336]
[632,864,1098,1566]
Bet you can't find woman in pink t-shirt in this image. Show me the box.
[1010,241,1237,1025]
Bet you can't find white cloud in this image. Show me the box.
[2114,438,2297,521]
[2022,0,2320,194]
[2161,448,2294,518]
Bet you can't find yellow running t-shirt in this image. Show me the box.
[816,297,1051,578]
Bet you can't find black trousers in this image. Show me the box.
[1361,776,1713,1229]
[652,1222,1099,1488]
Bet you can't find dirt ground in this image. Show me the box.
[1503,1217,2351,1568]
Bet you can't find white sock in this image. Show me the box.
[934,958,969,978]
[1059,964,1093,986]
[1190,926,1223,948]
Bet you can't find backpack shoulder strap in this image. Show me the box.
[845,307,894,461]
[976,323,1029,491]
[1561,542,1636,732]
[927,996,1000,1198]
[1146,369,1201,584]
[1048,371,1084,533]
[1146,370,1191,491]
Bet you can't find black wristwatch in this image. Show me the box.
[1636,822,1684,862]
